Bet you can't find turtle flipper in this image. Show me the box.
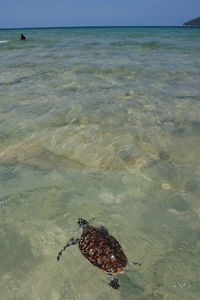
[108,274,120,290]
[57,237,79,261]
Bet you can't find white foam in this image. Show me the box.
[0,40,9,43]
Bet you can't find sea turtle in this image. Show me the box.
[57,218,131,289]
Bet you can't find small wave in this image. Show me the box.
[0,40,9,44]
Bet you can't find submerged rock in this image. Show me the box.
[159,150,169,161]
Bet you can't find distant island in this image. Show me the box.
[183,17,200,26]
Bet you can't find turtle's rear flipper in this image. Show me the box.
[57,237,79,261]
[108,274,120,289]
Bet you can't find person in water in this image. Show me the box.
[20,34,26,40]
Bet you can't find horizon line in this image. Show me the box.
[0,25,188,30]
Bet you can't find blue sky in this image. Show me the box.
[0,0,200,28]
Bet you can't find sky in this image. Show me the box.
[0,0,200,28]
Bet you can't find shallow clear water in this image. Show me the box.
[0,27,200,300]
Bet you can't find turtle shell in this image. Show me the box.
[78,226,128,273]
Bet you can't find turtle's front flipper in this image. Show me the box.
[108,274,120,290]
[57,237,79,261]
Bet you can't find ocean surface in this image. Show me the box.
[0,26,200,300]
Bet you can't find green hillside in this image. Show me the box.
[183,17,200,26]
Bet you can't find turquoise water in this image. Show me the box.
[0,27,200,300]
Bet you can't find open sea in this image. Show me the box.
[0,26,200,300]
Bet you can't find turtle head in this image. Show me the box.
[77,218,89,231]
